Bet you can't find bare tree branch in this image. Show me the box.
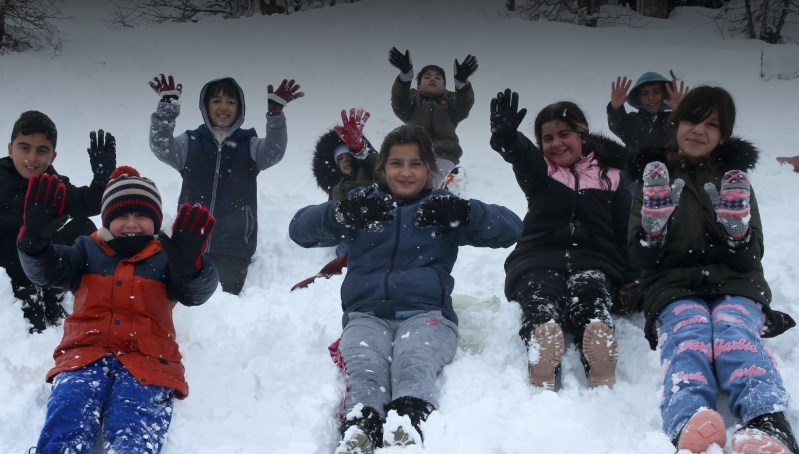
[0,0,66,54]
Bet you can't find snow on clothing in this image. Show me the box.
[627,139,795,350]
[312,128,377,202]
[288,187,523,327]
[37,355,174,454]
[496,132,634,311]
[149,77,287,261]
[390,76,474,165]
[18,228,219,399]
[337,311,458,419]
[657,297,789,441]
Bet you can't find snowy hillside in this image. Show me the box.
[2,0,799,452]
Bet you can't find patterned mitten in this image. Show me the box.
[641,161,684,238]
[703,170,750,241]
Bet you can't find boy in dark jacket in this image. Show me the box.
[1,110,115,332]
[149,74,303,295]
[388,47,477,185]
[19,166,218,453]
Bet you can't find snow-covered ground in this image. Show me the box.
[2,0,799,452]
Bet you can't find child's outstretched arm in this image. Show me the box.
[63,130,118,218]
[609,76,631,111]
[250,79,303,170]
[663,78,689,110]
[390,47,415,121]
[148,73,191,171]
[607,76,633,143]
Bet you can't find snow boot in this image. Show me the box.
[676,409,727,453]
[732,412,798,454]
[383,396,434,447]
[528,322,565,389]
[336,406,383,454]
[581,321,618,388]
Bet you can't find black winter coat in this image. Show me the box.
[628,139,795,349]
[498,132,634,298]
[311,129,377,202]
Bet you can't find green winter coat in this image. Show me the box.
[628,139,795,349]
[391,76,474,164]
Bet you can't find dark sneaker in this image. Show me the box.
[677,409,726,453]
[337,406,383,454]
[733,412,798,454]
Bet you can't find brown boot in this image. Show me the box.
[528,322,565,389]
[582,321,618,388]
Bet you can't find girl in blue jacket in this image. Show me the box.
[290,124,522,453]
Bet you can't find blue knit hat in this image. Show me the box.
[101,166,163,232]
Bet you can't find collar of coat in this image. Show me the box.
[580,133,628,171]
[628,137,760,180]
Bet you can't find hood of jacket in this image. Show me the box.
[628,71,671,111]
[582,133,629,171]
[312,129,374,194]
[199,77,246,136]
[629,137,760,180]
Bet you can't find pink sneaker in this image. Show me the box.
[528,322,565,389]
[677,409,727,453]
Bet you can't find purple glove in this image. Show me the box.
[703,170,750,241]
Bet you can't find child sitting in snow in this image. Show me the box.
[19,166,219,453]
[489,90,635,390]
[627,85,798,453]
[289,124,522,453]
[388,46,477,186]
[148,73,303,295]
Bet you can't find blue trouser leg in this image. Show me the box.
[339,313,395,418]
[37,356,174,454]
[37,359,111,453]
[101,360,174,453]
[710,296,788,424]
[390,311,458,409]
[657,298,718,440]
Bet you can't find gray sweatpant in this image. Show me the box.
[338,311,458,418]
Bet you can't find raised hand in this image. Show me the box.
[389,47,413,74]
[17,174,68,255]
[703,170,750,241]
[160,203,216,277]
[454,54,478,83]
[267,79,304,115]
[334,108,370,153]
[489,88,527,152]
[334,185,394,232]
[641,161,684,238]
[664,79,689,110]
[610,76,631,110]
[88,129,117,186]
[416,195,471,237]
[149,74,183,103]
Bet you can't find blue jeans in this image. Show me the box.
[37,355,175,453]
[657,296,789,440]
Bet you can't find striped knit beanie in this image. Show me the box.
[101,166,163,232]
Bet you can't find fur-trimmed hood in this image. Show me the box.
[628,137,760,180]
[312,129,374,194]
[582,133,629,171]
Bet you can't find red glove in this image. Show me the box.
[334,108,370,153]
[149,74,183,102]
[267,79,304,115]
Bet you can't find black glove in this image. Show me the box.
[17,174,69,255]
[88,129,117,186]
[335,185,394,232]
[389,47,413,74]
[160,203,216,278]
[490,89,527,153]
[416,195,471,237]
[612,281,644,315]
[454,54,478,83]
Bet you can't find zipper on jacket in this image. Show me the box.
[565,165,582,273]
[383,204,402,301]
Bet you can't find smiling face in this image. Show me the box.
[8,132,57,179]
[207,91,240,128]
[417,69,446,97]
[540,120,584,167]
[676,109,723,159]
[384,143,430,199]
[337,152,352,177]
[637,83,665,114]
[109,212,156,238]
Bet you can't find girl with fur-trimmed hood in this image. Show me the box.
[628,85,797,454]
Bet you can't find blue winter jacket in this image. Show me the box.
[289,188,522,327]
